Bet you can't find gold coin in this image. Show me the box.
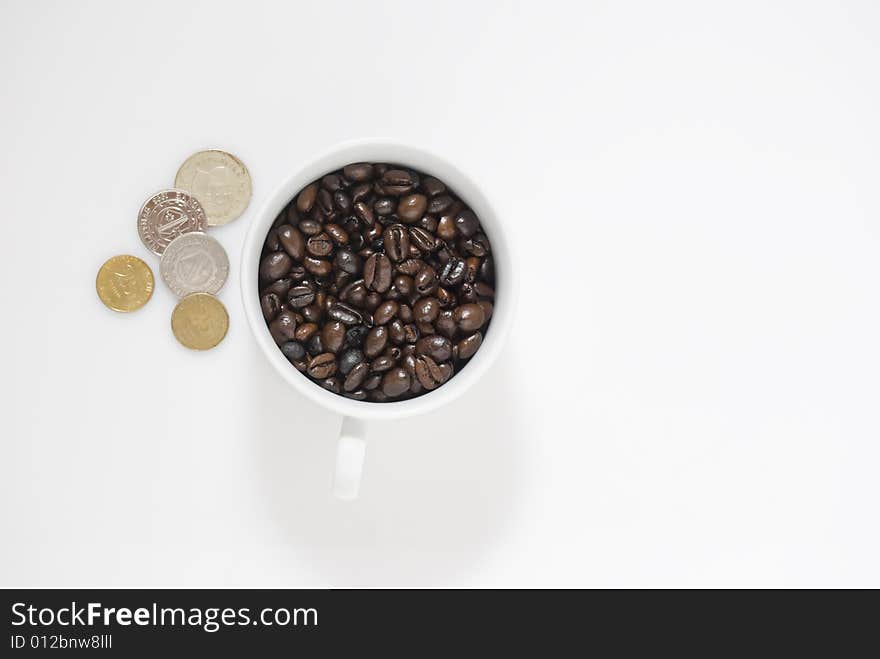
[171,293,229,350]
[174,150,252,226]
[96,255,154,312]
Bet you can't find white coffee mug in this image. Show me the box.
[240,140,516,500]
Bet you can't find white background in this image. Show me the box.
[1,0,879,587]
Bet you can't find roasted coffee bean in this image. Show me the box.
[374,197,395,216]
[440,257,466,286]
[363,253,392,292]
[413,297,440,323]
[373,300,399,325]
[280,341,306,362]
[454,302,486,331]
[397,258,424,276]
[325,223,349,245]
[414,355,444,389]
[307,333,323,356]
[321,173,344,192]
[381,169,415,195]
[427,194,454,214]
[260,252,292,281]
[321,321,346,353]
[307,353,337,379]
[261,293,281,322]
[393,274,414,297]
[415,266,438,296]
[287,284,315,308]
[264,162,493,401]
[298,218,322,236]
[436,310,457,338]
[421,176,446,197]
[364,325,389,358]
[297,182,318,213]
[306,233,333,257]
[269,310,298,344]
[398,194,427,223]
[295,322,319,342]
[416,335,452,362]
[328,302,362,325]
[344,361,370,392]
[457,332,482,360]
[454,209,479,238]
[343,163,374,181]
[304,256,332,277]
[383,224,410,262]
[333,190,352,213]
[381,368,411,397]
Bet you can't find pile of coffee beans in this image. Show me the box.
[259,162,495,402]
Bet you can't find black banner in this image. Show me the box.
[1,589,872,654]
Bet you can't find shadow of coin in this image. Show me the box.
[246,341,526,586]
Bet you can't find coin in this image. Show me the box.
[160,231,229,297]
[171,293,229,350]
[137,189,207,255]
[174,150,252,226]
[96,255,154,312]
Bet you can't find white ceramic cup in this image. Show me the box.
[241,140,516,500]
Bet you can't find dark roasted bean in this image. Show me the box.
[397,258,424,276]
[373,300,399,325]
[269,310,298,344]
[414,355,444,389]
[297,182,318,213]
[287,284,315,308]
[280,341,306,362]
[286,204,301,227]
[333,190,352,213]
[457,332,483,359]
[474,281,494,298]
[344,361,370,392]
[321,321,346,353]
[260,252,292,281]
[421,176,446,197]
[439,257,466,286]
[306,232,333,257]
[436,286,456,308]
[308,353,337,379]
[383,224,410,262]
[454,209,480,237]
[363,373,382,390]
[334,248,361,275]
[454,302,486,331]
[463,233,491,257]
[364,325,389,359]
[263,278,292,299]
[351,182,371,202]
[345,389,368,400]
[320,377,342,394]
[408,227,436,252]
[298,218,322,236]
[370,355,395,372]
[438,362,454,382]
[477,300,493,323]
[295,322,319,342]
[381,169,416,195]
[301,304,323,324]
[419,215,439,233]
[261,293,281,322]
[339,348,365,375]
[363,253,392,292]
[343,163,374,181]
[265,228,281,252]
[393,274,414,297]
[344,325,369,348]
[413,297,440,324]
[303,256,332,277]
[328,302,363,325]
[465,257,481,283]
[415,265,438,296]
[317,188,333,215]
[416,335,452,362]
[381,368,411,397]
[398,303,414,323]
[325,223,349,245]
[436,310,457,338]
[374,197,395,216]
[341,279,367,307]
[397,194,427,223]
[403,323,420,344]
[388,318,406,344]
[437,213,457,241]
[306,333,323,356]
[321,173,343,191]
[427,194,454,214]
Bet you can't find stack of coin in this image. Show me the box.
[97,149,252,352]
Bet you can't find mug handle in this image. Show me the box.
[333,417,366,500]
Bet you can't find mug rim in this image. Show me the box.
[240,138,517,421]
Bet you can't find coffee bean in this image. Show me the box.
[381,368,411,397]
[413,297,440,324]
[306,333,323,355]
[458,282,478,303]
[373,300,399,325]
[306,232,333,257]
[317,188,333,215]
[260,252,292,281]
[457,332,482,359]
[437,213,457,241]
[334,248,361,275]
[438,362,454,382]
[287,284,315,308]
[403,323,420,344]
[408,227,436,252]
[454,302,486,331]
[280,341,306,362]
[436,286,457,308]
[363,373,382,390]
[269,310,298,344]
[351,182,371,202]
[344,325,369,348]
[295,322,319,342]
[427,194,454,215]
[276,225,305,261]
[374,197,395,216]
[301,303,323,324]
[333,190,352,214]
[397,258,424,276]
[415,265,438,296]
[398,303,414,323]
[307,353,337,379]
[474,281,494,298]
[414,355,444,389]
[436,310,457,338]
[298,218,322,236]
[382,169,416,195]
[419,215,439,233]
[285,204,301,227]
[388,318,406,344]
[393,274,414,297]
[364,325,389,358]
[454,209,479,238]
[345,389,368,400]
[344,361,370,392]
[383,224,410,262]
[416,335,452,362]
[325,223,349,245]
[304,256,332,277]
[297,183,318,213]
[421,176,446,197]
[265,228,281,252]
[363,253,392,292]
[464,257,481,283]
[439,257,466,286]
[339,348,365,375]
[398,194,427,223]
[477,300,493,323]
[320,377,342,394]
[370,355,395,372]
[261,293,281,321]
[463,233,491,257]
[343,163,374,182]
[328,302,363,325]
[321,321,346,353]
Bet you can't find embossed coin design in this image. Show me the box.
[174,150,252,226]
[160,231,229,297]
[171,293,229,350]
[96,254,154,312]
[137,189,207,255]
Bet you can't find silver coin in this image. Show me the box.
[174,150,252,226]
[137,189,207,255]
[159,232,229,297]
